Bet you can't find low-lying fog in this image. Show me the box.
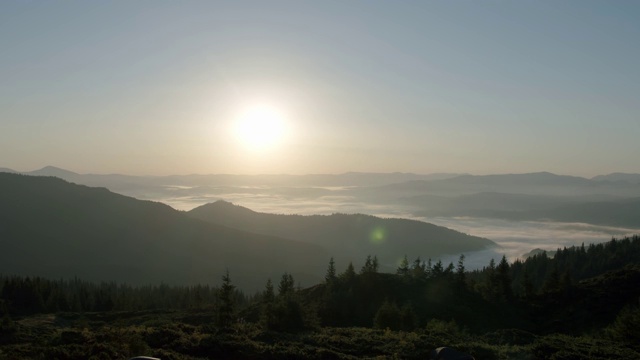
[149,191,640,271]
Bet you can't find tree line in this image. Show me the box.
[2,236,639,339]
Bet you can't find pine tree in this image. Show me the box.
[278,272,295,297]
[497,255,513,301]
[445,262,455,276]
[361,255,373,273]
[542,264,561,294]
[522,268,535,299]
[263,279,275,303]
[325,257,337,282]
[397,255,410,276]
[432,260,444,277]
[484,258,500,301]
[455,254,466,287]
[216,270,235,328]
[411,256,426,278]
[360,255,379,274]
[342,262,356,283]
[260,278,276,330]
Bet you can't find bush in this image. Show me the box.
[373,300,401,330]
[606,303,640,348]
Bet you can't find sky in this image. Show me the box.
[1,1,639,176]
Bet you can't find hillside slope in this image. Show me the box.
[187,200,495,269]
[0,173,327,290]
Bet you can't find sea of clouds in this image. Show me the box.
[143,190,640,271]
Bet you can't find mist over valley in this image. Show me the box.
[4,167,639,273]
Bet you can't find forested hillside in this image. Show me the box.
[0,173,327,290]
[188,200,495,269]
[1,236,639,359]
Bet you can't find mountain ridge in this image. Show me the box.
[187,200,496,269]
[0,173,328,291]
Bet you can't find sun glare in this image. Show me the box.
[233,105,287,151]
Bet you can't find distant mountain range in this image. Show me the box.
[3,166,640,186]
[591,172,640,184]
[365,171,640,199]
[3,166,640,230]
[0,166,465,187]
[402,192,640,228]
[0,173,494,290]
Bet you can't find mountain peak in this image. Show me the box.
[0,167,17,174]
[190,200,257,216]
[28,166,78,177]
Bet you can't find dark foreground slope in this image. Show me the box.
[0,173,327,290]
[1,244,639,360]
[187,201,495,269]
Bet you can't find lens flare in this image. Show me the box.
[370,227,386,244]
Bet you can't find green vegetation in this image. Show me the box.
[2,236,639,359]
[187,200,496,270]
[2,174,640,359]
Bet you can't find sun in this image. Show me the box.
[233,105,287,151]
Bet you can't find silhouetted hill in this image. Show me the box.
[403,192,640,228]
[0,173,328,291]
[402,192,605,214]
[26,165,79,178]
[365,171,640,199]
[592,172,640,184]
[187,200,495,269]
[521,248,557,259]
[446,172,593,186]
[0,167,17,173]
[522,197,640,228]
[11,166,464,187]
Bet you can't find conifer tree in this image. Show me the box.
[278,272,295,297]
[522,268,535,299]
[361,255,373,273]
[342,262,356,283]
[497,255,513,300]
[445,262,455,276]
[411,256,426,278]
[455,254,466,287]
[360,255,379,273]
[325,257,337,282]
[397,255,410,276]
[263,279,275,303]
[260,278,276,330]
[217,270,235,328]
[432,260,444,277]
[484,258,500,301]
[542,264,561,294]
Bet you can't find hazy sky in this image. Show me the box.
[1,1,639,176]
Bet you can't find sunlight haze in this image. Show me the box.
[3,3,640,356]
[1,1,639,176]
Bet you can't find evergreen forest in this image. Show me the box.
[1,236,639,359]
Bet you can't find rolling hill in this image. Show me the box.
[403,192,640,228]
[187,200,496,270]
[0,173,328,291]
[361,172,640,199]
